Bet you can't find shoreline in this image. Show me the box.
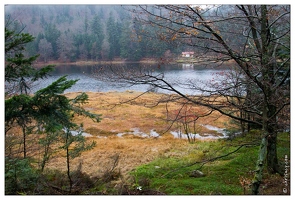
[33,58,235,67]
[33,59,161,67]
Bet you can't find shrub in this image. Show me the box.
[5,157,39,194]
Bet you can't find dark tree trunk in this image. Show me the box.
[22,125,26,159]
[266,132,283,175]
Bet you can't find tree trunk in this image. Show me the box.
[251,40,278,191]
[66,146,72,193]
[65,130,72,193]
[252,135,267,194]
[22,125,26,159]
[266,132,283,175]
[252,130,282,194]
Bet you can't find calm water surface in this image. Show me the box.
[31,63,231,95]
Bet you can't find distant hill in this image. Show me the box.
[5,5,183,62]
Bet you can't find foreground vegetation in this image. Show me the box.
[130,131,290,195]
[5,128,290,195]
[5,91,290,195]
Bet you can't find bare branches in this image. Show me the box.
[111,5,290,193]
[95,4,290,140]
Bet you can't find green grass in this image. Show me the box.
[130,131,290,195]
[277,132,290,160]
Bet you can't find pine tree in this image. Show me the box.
[5,18,55,159]
[5,18,101,194]
[90,14,104,60]
[106,12,122,59]
[43,23,61,60]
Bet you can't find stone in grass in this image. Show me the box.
[189,170,205,178]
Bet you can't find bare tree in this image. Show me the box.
[97,5,290,194]
[57,33,74,62]
[38,38,53,63]
[166,100,214,143]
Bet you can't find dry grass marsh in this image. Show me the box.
[42,91,236,177]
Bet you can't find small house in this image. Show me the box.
[182,52,194,58]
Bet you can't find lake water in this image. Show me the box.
[31,63,231,95]
[29,63,235,140]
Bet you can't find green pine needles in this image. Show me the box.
[5,18,101,194]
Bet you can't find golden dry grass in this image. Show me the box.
[45,136,191,177]
[42,91,234,178]
[66,91,231,135]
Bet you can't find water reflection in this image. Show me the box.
[181,63,194,69]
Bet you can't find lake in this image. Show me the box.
[31,63,232,95]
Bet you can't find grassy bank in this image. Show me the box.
[129,131,290,195]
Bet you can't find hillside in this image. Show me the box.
[5,5,183,62]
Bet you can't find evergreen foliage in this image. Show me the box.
[5,157,39,194]
[5,17,101,194]
[5,5,182,62]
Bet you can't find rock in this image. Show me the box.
[189,170,205,178]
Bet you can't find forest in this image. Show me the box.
[5,5,290,195]
[5,5,184,62]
